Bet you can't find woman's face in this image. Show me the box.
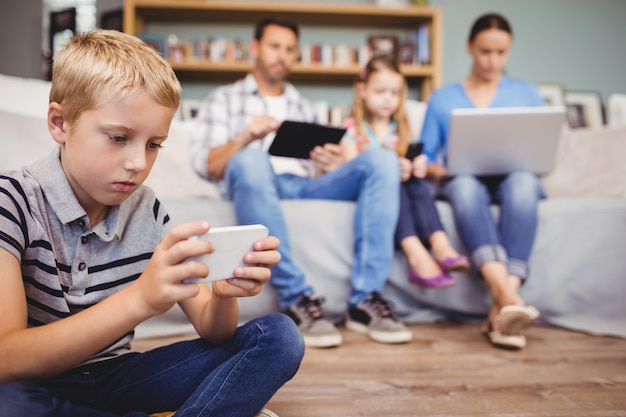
[468,28,512,82]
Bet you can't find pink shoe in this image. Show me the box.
[436,254,470,272]
[408,270,456,288]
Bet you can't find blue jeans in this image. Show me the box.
[441,171,544,280]
[395,177,443,246]
[0,313,304,417]
[224,147,400,308]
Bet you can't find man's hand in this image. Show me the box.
[240,115,280,146]
[310,143,345,173]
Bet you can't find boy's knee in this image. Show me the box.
[265,313,305,369]
[0,383,50,416]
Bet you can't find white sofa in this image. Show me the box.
[2,74,625,339]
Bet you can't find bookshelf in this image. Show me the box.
[123,0,442,100]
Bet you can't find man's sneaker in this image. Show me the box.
[346,292,413,344]
[285,295,342,348]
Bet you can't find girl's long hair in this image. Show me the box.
[352,55,411,157]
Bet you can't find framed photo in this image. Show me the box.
[368,35,398,60]
[397,40,415,65]
[564,91,605,129]
[100,8,123,32]
[181,99,203,120]
[536,83,566,107]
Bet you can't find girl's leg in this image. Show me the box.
[397,182,442,278]
[404,178,467,267]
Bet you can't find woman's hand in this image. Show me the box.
[426,162,448,179]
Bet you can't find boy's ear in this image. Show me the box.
[48,102,68,145]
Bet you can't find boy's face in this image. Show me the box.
[49,89,176,222]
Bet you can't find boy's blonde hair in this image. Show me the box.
[50,30,181,126]
[352,55,411,157]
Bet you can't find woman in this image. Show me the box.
[420,13,543,349]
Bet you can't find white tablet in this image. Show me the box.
[183,224,269,283]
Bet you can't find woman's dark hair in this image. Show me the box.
[468,13,512,43]
[254,17,299,41]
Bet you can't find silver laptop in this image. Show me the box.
[446,106,566,176]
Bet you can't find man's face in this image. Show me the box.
[252,24,299,84]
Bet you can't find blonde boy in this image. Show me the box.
[0,30,303,417]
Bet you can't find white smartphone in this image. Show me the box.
[183,224,269,283]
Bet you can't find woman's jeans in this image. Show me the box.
[0,313,304,417]
[441,171,545,280]
[395,177,444,245]
[224,147,400,308]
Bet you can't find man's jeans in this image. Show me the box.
[0,313,304,417]
[441,171,545,280]
[224,147,400,308]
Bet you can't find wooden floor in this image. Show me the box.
[132,321,626,417]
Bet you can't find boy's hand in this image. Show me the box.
[133,221,214,316]
[310,143,344,172]
[211,236,281,298]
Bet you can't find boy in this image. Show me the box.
[0,30,304,417]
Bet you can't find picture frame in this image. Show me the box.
[181,99,203,120]
[368,35,398,61]
[564,90,605,129]
[536,82,566,107]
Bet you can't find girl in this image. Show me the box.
[340,55,469,290]
[420,13,542,349]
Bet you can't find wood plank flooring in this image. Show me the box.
[132,321,626,417]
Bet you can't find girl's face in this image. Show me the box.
[468,28,512,82]
[49,89,175,223]
[359,69,404,120]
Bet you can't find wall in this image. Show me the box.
[431,0,626,103]
[1,0,625,106]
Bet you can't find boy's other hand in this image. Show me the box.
[211,235,281,298]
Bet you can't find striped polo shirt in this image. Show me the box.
[0,148,170,366]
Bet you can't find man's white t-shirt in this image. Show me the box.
[262,95,313,177]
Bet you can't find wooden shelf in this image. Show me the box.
[124,0,442,98]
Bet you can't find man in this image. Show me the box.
[190,17,412,347]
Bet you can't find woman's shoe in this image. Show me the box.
[408,270,456,288]
[436,254,470,272]
[497,304,540,335]
[481,321,526,350]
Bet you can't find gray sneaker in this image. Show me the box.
[285,295,342,348]
[346,292,413,344]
